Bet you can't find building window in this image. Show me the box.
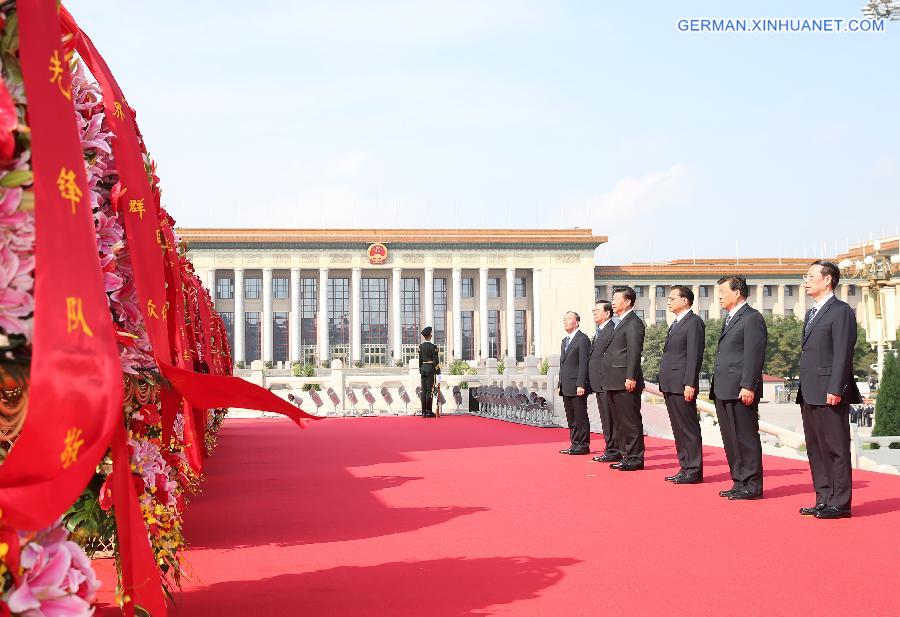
[656,309,666,323]
[218,311,234,354]
[785,285,794,297]
[300,278,317,347]
[401,278,420,345]
[847,285,856,297]
[700,310,709,322]
[273,277,289,299]
[216,277,233,300]
[515,277,527,298]
[487,310,501,359]
[273,312,289,362]
[764,308,774,316]
[655,286,666,298]
[245,277,261,300]
[328,278,350,346]
[699,285,710,298]
[595,286,603,302]
[461,311,474,361]
[244,312,261,362]
[434,278,447,345]
[635,309,645,320]
[462,277,474,298]
[360,278,387,348]
[488,277,500,298]
[635,286,646,298]
[515,309,526,361]
[764,285,774,297]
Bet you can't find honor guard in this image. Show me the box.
[418,326,440,418]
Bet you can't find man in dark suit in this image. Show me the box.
[711,275,767,500]
[659,285,706,484]
[797,260,860,519]
[418,326,440,418]
[588,300,620,462]
[599,287,646,471]
[558,311,591,455]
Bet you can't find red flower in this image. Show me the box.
[140,404,161,426]
[0,79,17,164]
[154,473,170,505]
[98,475,114,511]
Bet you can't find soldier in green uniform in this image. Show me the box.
[418,326,440,418]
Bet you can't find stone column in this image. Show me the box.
[756,284,765,311]
[505,268,516,358]
[840,283,849,303]
[692,284,700,315]
[532,268,542,358]
[710,281,721,319]
[648,284,657,324]
[233,268,245,365]
[290,268,301,363]
[479,267,489,360]
[205,269,216,296]
[392,267,402,363]
[262,268,273,363]
[424,267,434,331]
[351,267,362,364]
[795,284,807,318]
[777,283,786,316]
[318,268,328,363]
[452,268,462,359]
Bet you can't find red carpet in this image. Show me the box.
[94,416,900,616]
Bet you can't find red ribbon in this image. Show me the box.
[0,2,165,616]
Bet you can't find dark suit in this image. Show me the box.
[559,329,591,451]
[659,311,705,476]
[797,295,860,510]
[599,311,645,465]
[588,320,619,456]
[711,303,767,495]
[418,341,440,416]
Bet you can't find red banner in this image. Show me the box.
[60,9,318,429]
[0,2,165,616]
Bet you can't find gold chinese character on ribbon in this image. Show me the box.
[113,100,126,120]
[49,50,72,100]
[129,198,145,220]
[57,168,82,214]
[61,427,85,469]
[66,297,94,336]
[162,301,170,322]
[147,299,160,319]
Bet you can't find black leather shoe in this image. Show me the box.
[814,506,851,519]
[569,449,590,455]
[559,448,573,454]
[616,461,644,471]
[423,412,437,418]
[592,452,623,463]
[719,489,738,498]
[728,490,762,501]
[673,474,702,484]
[665,471,686,482]
[799,504,826,516]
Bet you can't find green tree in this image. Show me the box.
[853,324,877,379]
[763,314,802,379]
[701,317,723,378]
[872,354,900,442]
[641,322,667,383]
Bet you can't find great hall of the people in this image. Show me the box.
[180,229,899,367]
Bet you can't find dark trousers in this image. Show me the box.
[608,389,644,464]
[663,392,703,476]
[715,398,763,494]
[801,402,852,510]
[594,391,620,455]
[420,371,434,415]
[563,394,590,450]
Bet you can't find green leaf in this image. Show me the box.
[0,169,33,188]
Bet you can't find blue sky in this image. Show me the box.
[64,0,898,263]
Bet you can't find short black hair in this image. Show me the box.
[613,286,636,307]
[671,285,694,306]
[716,275,749,298]
[595,300,612,317]
[811,260,840,289]
[566,311,581,323]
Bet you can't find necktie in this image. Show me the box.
[724,313,732,328]
[668,318,678,334]
[564,336,570,353]
[804,306,818,336]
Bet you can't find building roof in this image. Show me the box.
[596,258,811,279]
[178,228,607,250]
